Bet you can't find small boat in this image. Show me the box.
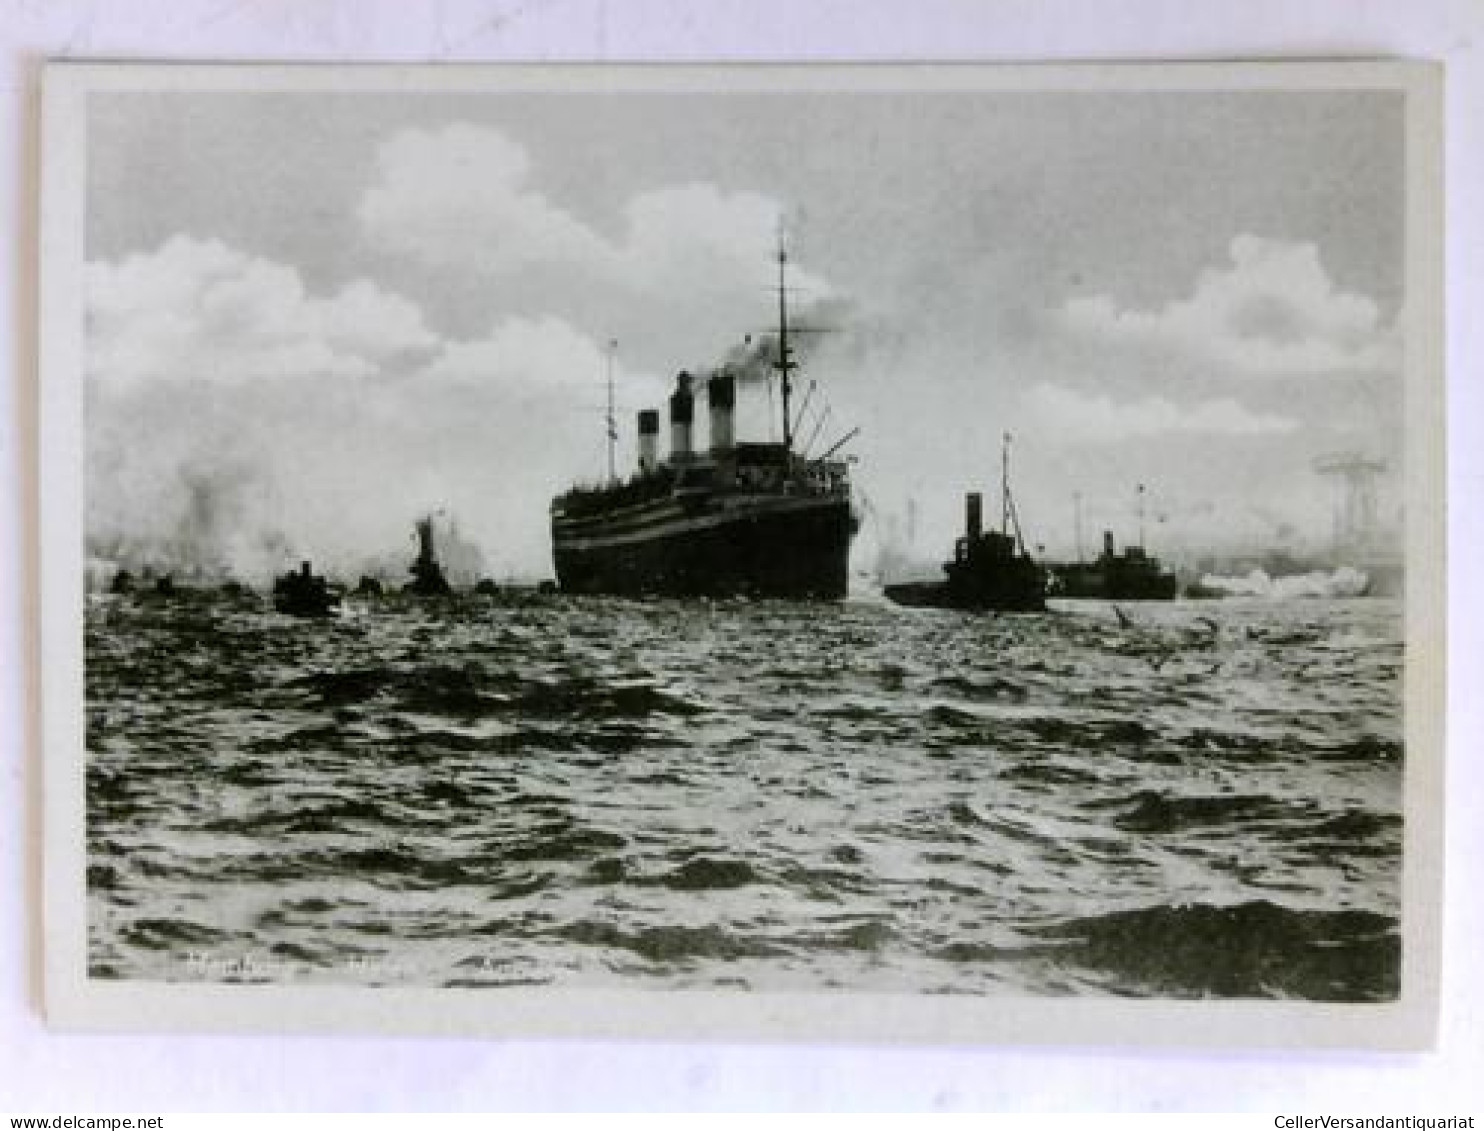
[405,516,453,596]
[273,560,341,617]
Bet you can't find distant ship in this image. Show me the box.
[1050,530,1178,601]
[883,436,1048,613]
[1048,485,1177,600]
[405,515,453,597]
[549,240,858,599]
[273,560,341,617]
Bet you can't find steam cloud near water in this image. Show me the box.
[1193,567,1372,600]
[82,335,542,590]
[85,399,492,590]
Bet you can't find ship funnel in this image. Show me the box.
[1103,529,1115,558]
[669,371,695,462]
[637,409,660,473]
[708,370,736,453]
[965,492,983,540]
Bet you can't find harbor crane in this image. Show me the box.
[1313,451,1386,551]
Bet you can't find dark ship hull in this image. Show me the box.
[1050,530,1177,601]
[883,570,1045,612]
[1052,561,1178,600]
[553,491,854,600]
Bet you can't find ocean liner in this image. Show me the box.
[549,243,857,599]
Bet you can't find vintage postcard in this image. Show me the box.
[38,61,1444,1046]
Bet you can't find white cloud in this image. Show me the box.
[620,182,818,294]
[355,123,831,299]
[84,236,662,582]
[1059,234,1397,375]
[423,316,594,394]
[1024,383,1298,442]
[357,124,614,277]
[87,235,438,396]
[319,279,442,364]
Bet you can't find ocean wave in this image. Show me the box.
[1103,790,1293,833]
[84,592,1404,997]
[119,916,236,950]
[557,920,784,963]
[659,856,757,890]
[1023,900,1399,1000]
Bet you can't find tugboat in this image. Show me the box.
[884,435,1047,612]
[272,560,341,617]
[405,515,453,596]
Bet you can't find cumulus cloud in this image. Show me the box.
[85,236,659,583]
[87,236,439,396]
[1059,234,1398,375]
[1024,383,1299,443]
[420,314,662,406]
[358,124,613,277]
[356,123,831,299]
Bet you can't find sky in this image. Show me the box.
[82,84,1406,582]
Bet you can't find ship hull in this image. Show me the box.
[1051,563,1178,600]
[882,579,1046,613]
[884,554,1048,612]
[552,494,855,600]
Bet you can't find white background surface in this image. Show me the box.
[2,0,1480,1112]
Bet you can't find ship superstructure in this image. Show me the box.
[550,240,858,599]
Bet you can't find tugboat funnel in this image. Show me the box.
[669,372,694,462]
[708,370,736,454]
[966,492,983,540]
[637,409,659,473]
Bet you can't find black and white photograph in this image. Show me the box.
[38,61,1444,1045]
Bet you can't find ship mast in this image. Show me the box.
[605,338,618,484]
[1002,431,1028,554]
[1137,482,1146,551]
[1074,491,1084,563]
[1001,432,1012,536]
[773,228,797,455]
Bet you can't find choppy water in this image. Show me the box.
[85,590,1403,999]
